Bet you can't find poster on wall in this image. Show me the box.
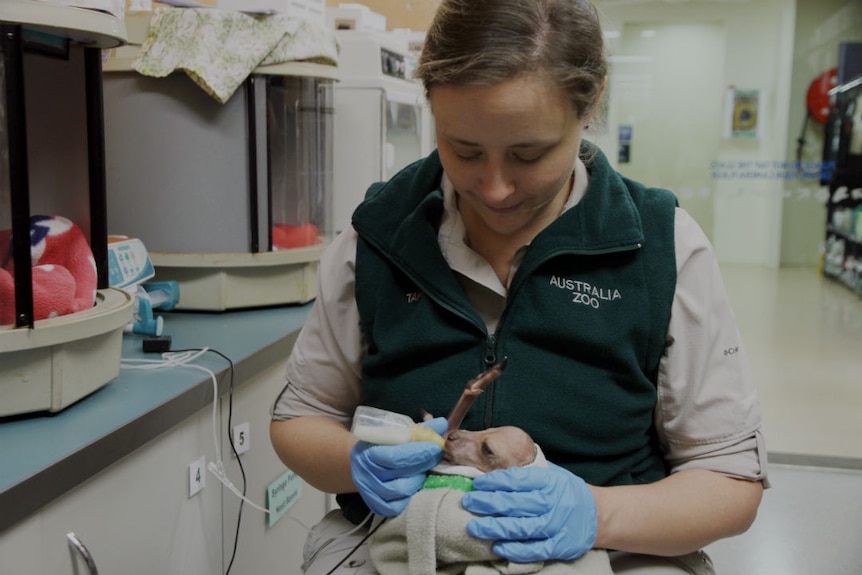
[724,88,761,138]
[618,125,632,164]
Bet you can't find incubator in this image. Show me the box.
[102,17,337,310]
[0,1,132,416]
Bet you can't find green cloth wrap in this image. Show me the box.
[421,474,473,492]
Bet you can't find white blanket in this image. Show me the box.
[369,487,613,575]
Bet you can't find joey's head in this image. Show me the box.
[443,426,536,472]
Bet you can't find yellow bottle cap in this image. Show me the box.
[409,425,446,448]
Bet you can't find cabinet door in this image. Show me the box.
[0,406,223,574]
[0,357,330,574]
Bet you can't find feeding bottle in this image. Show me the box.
[351,406,446,448]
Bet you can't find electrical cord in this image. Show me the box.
[121,346,310,575]
[121,348,245,574]
[172,348,244,575]
[322,515,387,575]
[121,345,371,573]
[301,511,375,572]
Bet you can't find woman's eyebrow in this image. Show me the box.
[443,135,481,146]
[445,135,555,149]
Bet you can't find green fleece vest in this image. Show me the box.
[339,145,678,525]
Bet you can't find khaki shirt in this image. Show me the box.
[273,159,768,484]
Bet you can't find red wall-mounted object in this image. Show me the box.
[807,67,838,124]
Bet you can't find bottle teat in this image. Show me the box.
[409,424,446,448]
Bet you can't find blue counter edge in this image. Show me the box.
[0,303,313,534]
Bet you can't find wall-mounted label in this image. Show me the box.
[266,469,302,528]
[380,48,407,79]
[725,89,761,139]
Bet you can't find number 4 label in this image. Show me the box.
[189,456,206,497]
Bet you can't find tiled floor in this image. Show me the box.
[719,265,862,460]
[706,463,862,575]
[704,265,862,574]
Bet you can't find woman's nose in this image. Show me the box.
[477,164,515,204]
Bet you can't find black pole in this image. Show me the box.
[84,46,109,289]
[2,24,34,328]
[245,75,260,253]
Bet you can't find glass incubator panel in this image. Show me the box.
[267,75,334,250]
[1,51,9,231]
[0,51,11,325]
[383,96,423,181]
[103,69,335,255]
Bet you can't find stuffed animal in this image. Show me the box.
[272,223,321,250]
[0,215,97,325]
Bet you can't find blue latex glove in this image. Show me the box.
[461,462,597,562]
[350,416,447,517]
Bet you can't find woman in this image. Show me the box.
[271,0,767,573]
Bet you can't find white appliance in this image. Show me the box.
[331,30,434,234]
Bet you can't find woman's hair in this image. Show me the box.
[415,0,608,120]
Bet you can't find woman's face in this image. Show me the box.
[430,73,587,240]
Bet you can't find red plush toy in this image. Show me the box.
[272,223,321,250]
[0,215,97,326]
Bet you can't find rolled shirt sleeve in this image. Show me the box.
[270,227,364,428]
[657,208,768,485]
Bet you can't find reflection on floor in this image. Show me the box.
[706,464,862,575]
[704,265,862,575]
[719,265,862,460]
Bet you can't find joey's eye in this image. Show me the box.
[481,441,495,457]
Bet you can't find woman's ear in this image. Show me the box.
[584,76,609,127]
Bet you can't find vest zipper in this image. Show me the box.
[479,244,642,429]
[482,332,499,429]
[483,334,497,366]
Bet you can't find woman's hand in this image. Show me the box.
[350,416,447,516]
[461,463,597,562]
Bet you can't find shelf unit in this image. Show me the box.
[823,216,862,295]
[822,43,862,296]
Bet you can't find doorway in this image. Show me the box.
[600,21,727,241]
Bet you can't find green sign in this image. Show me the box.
[266,468,302,528]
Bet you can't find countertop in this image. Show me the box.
[0,303,313,534]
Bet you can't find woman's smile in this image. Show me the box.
[485,200,525,215]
